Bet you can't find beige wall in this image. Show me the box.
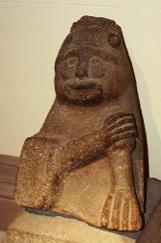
[0,1,161,179]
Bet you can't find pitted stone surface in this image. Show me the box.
[7,210,135,243]
[15,16,148,231]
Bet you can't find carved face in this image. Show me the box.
[55,26,131,105]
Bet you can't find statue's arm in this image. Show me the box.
[52,130,106,173]
[15,135,59,208]
[15,112,136,209]
[53,112,137,174]
[15,131,106,209]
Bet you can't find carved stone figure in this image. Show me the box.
[15,16,148,232]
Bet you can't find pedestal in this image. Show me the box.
[7,210,135,243]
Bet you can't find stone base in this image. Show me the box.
[7,210,135,243]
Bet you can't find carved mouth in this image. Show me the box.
[70,82,96,90]
[63,79,103,104]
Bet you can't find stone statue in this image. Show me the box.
[15,16,148,232]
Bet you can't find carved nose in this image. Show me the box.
[76,63,88,77]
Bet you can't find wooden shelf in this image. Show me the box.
[0,155,21,231]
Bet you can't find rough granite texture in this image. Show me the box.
[7,210,135,243]
[7,178,161,243]
[120,178,161,239]
[15,16,148,231]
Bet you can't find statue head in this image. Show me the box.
[55,16,133,105]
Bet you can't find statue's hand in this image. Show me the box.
[102,112,137,151]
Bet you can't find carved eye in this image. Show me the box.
[90,57,102,65]
[108,34,121,48]
[60,57,78,79]
[89,57,105,78]
[67,57,78,67]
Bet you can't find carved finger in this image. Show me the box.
[109,131,137,146]
[104,112,134,126]
[128,197,142,231]
[103,195,113,228]
[109,124,137,137]
[119,198,129,230]
[110,194,122,229]
[108,138,136,151]
[107,116,136,131]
